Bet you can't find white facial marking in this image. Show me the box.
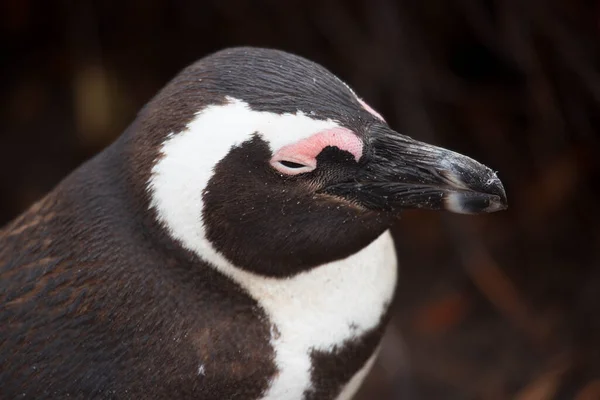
[197,364,205,376]
[148,97,397,399]
[148,96,343,262]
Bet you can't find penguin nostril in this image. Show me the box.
[279,161,306,169]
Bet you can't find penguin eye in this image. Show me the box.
[279,161,306,169]
[270,158,317,175]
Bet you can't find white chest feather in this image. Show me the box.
[214,230,397,400]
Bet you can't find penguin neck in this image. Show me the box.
[195,228,397,308]
[201,190,392,277]
[201,229,398,400]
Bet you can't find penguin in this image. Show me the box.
[0,47,507,400]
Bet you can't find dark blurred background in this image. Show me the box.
[1,0,599,398]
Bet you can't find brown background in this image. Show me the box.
[1,0,599,398]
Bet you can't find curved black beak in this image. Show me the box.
[324,125,507,214]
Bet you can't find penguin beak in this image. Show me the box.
[324,125,507,214]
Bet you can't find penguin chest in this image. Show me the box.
[220,231,398,400]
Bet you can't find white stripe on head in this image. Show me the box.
[147,97,397,399]
[148,96,350,261]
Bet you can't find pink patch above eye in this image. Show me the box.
[271,128,363,175]
[358,98,385,122]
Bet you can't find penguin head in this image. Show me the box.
[132,47,506,277]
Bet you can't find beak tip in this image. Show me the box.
[341,129,510,214]
[488,196,509,212]
[443,171,508,214]
[485,171,508,209]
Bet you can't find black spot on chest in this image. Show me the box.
[303,311,392,400]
